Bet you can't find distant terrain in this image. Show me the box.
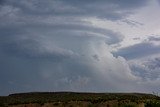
[0,92,160,107]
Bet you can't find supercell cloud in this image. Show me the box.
[0,0,160,95]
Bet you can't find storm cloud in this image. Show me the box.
[1,0,160,95]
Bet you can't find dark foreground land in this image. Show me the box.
[0,92,160,107]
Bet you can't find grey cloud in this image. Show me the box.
[61,0,149,19]
[0,31,74,60]
[113,42,160,60]
[121,19,144,27]
[133,37,141,40]
[92,54,100,61]
[0,0,153,95]
[127,56,160,93]
[0,21,124,55]
[148,36,160,41]
[0,24,125,95]
[0,37,140,95]
[157,0,160,5]
[1,0,149,20]
[129,57,160,81]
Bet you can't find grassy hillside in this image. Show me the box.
[0,92,160,107]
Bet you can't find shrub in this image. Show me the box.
[145,100,160,107]
[120,102,137,107]
[0,102,5,107]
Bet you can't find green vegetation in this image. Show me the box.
[145,100,160,107]
[119,102,137,107]
[0,92,159,107]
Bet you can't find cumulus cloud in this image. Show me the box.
[129,57,160,80]
[40,40,142,92]
[128,56,160,92]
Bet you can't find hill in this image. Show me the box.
[0,92,160,107]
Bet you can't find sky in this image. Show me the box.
[0,0,160,96]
